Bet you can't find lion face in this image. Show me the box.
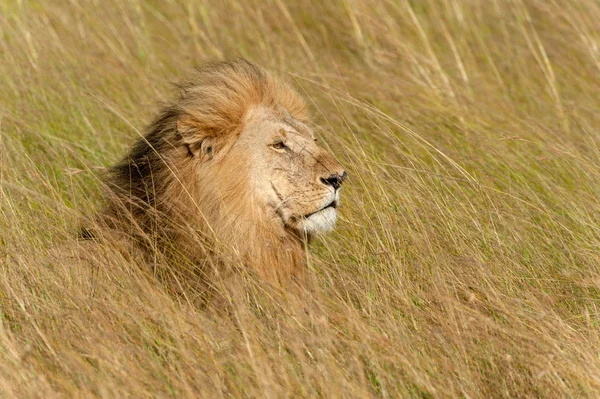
[234,106,346,236]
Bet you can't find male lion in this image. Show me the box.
[96,59,346,286]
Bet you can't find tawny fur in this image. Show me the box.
[96,59,345,286]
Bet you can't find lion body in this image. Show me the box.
[98,60,345,285]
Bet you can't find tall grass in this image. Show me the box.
[2,0,600,396]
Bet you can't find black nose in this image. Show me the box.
[320,171,347,190]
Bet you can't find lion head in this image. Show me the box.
[101,59,346,284]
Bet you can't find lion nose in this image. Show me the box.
[320,171,347,190]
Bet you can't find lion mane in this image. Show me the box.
[97,59,332,285]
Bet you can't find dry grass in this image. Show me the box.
[2,0,600,397]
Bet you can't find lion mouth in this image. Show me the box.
[304,200,337,218]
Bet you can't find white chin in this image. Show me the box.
[302,207,337,235]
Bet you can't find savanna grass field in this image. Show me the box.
[2,0,600,397]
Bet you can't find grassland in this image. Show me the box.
[2,0,600,397]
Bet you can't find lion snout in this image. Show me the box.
[319,171,347,190]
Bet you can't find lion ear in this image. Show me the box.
[177,115,216,161]
[199,137,214,160]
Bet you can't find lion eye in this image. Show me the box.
[271,141,288,151]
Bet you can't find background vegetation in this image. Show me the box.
[2,0,600,397]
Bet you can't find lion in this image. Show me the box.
[93,59,347,286]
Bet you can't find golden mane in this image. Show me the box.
[177,59,308,138]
